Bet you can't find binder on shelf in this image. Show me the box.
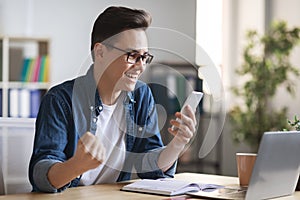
[7,88,43,118]
[8,89,19,117]
[19,89,31,118]
[30,90,41,118]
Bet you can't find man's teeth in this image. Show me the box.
[125,73,138,79]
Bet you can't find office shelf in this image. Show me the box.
[146,62,222,174]
[0,36,50,118]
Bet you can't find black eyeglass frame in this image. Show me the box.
[103,43,154,64]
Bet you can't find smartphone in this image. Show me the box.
[171,91,203,131]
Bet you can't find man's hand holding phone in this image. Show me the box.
[157,91,203,171]
[169,91,203,145]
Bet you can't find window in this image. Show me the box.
[196,0,223,69]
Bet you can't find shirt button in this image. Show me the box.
[93,117,97,123]
[138,127,143,132]
[99,105,103,111]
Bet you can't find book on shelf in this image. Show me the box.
[32,56,41,82]
[39,55,49,82]
[121,178,224,196]
[20,55,49,82]
[9,47,24,82]
[20,58,31,82]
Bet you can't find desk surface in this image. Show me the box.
[0,173,299,200]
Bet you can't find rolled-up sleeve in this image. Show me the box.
[33,159,71,193]
[29,88,76,193]
[141,147,177,178]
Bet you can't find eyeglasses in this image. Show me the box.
[104,44,154,64]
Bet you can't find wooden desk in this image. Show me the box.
[0,173,299,200]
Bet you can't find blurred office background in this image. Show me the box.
[0,0,300,194]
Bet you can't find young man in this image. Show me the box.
[29,6,196,193]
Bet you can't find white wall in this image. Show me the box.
[223,0,266,109]
[0,0,196,86]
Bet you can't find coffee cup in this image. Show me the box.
[236,153,257,187]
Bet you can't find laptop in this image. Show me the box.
[188,131,300,200]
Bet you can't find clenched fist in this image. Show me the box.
[74,131,106,171]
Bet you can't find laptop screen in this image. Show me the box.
[0,164,5,195]
[187,131,300,200]
[246,131,300,200]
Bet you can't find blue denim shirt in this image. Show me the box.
[28,65,176,193]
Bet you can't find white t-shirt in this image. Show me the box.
[79,93,126,185]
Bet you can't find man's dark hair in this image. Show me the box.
[91,6,152,52]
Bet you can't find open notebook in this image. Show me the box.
[121,178,223,196]
[188,131,300,200]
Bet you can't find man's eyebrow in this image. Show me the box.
[127,49,139,52]
[126,48,149,54]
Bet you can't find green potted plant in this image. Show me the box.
[287,115,300,131]
[229,21,300,150]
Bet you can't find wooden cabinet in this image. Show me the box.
[0,118,35,194]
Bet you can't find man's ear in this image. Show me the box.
[94,43,104,58]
